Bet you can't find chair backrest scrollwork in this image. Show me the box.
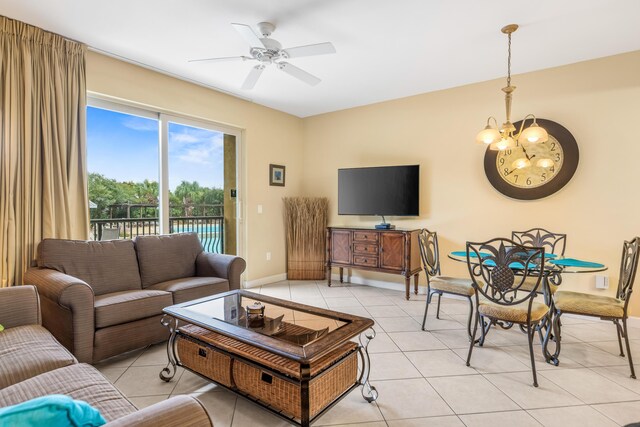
[466,238,545,307]
[618,237,640,306]
[512,228,567,256]
[418,229,441,281]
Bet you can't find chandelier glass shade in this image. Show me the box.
[476,24,553,169]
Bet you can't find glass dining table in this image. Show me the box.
[447,250,607,365]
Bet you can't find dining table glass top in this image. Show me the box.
[447,250,608,273]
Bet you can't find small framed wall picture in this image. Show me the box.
[269,164,286,187]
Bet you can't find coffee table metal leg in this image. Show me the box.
[160,315,179,382]
[358,328,378,403]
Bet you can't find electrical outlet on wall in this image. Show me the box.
[595,275,609,290]
[257,204,263,214]
[266,252,271,261]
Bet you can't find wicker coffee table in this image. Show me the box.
[159,289,377,427]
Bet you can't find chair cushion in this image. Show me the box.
[148,277,230,304]
[478,300,549,323]
[37,239,141,296]
[554,291,624,318]
[0,325,76,389]
[94,290,173,328]
[135,233,203,288]
[430,276,475,296]
[0,363,137,422]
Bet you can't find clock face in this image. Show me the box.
[484,119,579,200]
[496,134,564,189]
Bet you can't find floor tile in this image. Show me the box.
[459,410,541,427]
[189,390,237,427]
[527,405,618,427]
[96,366,126,384]
[589,339,640,357]
[592,401,640,426]
[484,371,583,409]
[431,329,475,349]
[589,364,640,394]
[505,345,584,370]
[387,416,464,426]
[561,323,622,342]
[366,332,401,353]
[231,397,290,427]
[325,297,362,308]
[374,317,422,333]
[314,387,384,425]
[420,314,465,331]
[172,369,223,395]
[132,343,169,366]
[540,368,640,404]
[428,375,520,414]
[375,378,453,420]
[318,423,387,427]
[405,349,475,378]
[556,343,630,367]
[94,348,144,369]
[366,305,410,318]
[114,365,182,397]
[356,296,395,306]
[388,331,447,352]
[457,346,530,374]
[370,352,421,380]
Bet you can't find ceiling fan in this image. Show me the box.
[189,22,336,90]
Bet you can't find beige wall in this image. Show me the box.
[302,51,640,315]
[86,51,304,282]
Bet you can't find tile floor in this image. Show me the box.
[94,281,640,427]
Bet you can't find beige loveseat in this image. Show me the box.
[24,232,246,363]
[0,285,212,426]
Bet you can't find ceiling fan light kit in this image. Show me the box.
[190,21,336,90]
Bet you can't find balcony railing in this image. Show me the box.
[90,216,224,253]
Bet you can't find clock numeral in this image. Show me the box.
[499,158,505,166]
[550,166,555,173]
[555,153,561,161]
[505,149,512,155]
[550,142,556,151]
[514,175,519,183]
[541,173,547,182]
[526,177,532,186]
[503,168,509,176]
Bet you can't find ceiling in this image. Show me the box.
[2,0,640,117]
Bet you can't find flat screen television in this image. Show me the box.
[338,165,419,221]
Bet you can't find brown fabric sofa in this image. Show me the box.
[24,232,246,363]
[0,285,212,426]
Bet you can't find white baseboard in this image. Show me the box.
[244,273,287,289]
[330,273,428,295]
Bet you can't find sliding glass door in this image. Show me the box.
[86,99,241,255]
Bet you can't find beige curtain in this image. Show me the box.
[0,16,89,287]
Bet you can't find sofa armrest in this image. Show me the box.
[24,268,95,363]
[196,252,246,291]
[0,285,41,328]
[104,395,212,427]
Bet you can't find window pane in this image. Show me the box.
[87,106,159,240]
[168,122,225,253]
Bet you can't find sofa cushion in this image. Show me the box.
[0,363,137,422]
[38,239,141,296]
[94,290,173,329]
[148,277,230,304]
[135,233,203,288]
[0,325,76,389]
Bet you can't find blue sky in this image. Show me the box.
[86,106,224,190]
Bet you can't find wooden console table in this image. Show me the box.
[326,226,422,300]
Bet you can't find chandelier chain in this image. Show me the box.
[507,32,512,87]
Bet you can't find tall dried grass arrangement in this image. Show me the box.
[283,197,329,280]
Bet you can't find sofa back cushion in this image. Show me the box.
[135,233,203,288]
[38,239,142,296]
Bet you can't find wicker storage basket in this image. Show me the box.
[178,324,359,419]
[176,333,234,387]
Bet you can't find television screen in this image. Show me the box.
[338,165,419,216]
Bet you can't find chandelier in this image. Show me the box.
[476,24,551,169]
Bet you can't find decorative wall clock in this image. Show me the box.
[483,119,579,200]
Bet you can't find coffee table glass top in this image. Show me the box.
[163,290,374,361]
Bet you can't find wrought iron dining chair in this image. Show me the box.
[553,237,640,379]
[465,238,548,387]
[512,228,567,296]
[418,229,475,339]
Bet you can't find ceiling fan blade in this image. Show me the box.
[283,42,336,58]
[231,23,265,49]
[188,56,252,63]
[241,65,265,90]
[278,62,321,86]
